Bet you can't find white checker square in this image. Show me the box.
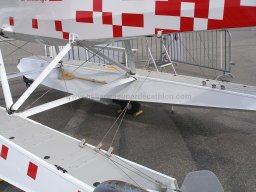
[208,0,225,20]
[181,2,195,18]
[241,0,256,6]
[112,13,122,26]
[194,18,208,31]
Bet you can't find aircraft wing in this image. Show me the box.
[0,0,256,44]
[18,57,256,112]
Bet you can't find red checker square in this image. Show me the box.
[180,17,194,31]
[193,0,210,18]
[102,12,113,25]
[93,0,102,12]
[0,145,9,160]
[76,11,93,23]
[122,13,144,27]
[113,25,123,38]
[63,32,70,39]
[9,17,14,26]
[32,19,38,29]
[55,20,63,32]
[27,162,38,180]
[155,0,181,16]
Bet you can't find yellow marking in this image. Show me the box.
[105,65,117,71]
[59,70,107,84]
[134,110,143,117]
[117,109,123,114]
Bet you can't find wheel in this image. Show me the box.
[23,76,34,88]
[112,100,141,115]
[125,101,141,114]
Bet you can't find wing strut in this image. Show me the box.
[85,43,135,75]
[123,40,136,74]
[0,49,13,110]
[19,95,80,117]
[8,34,77,113]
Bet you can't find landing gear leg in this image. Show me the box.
[170,105,174,114]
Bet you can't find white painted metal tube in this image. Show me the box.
[0,69,44,81]
[124,40,136,74]
[86,45,131,73]
[95,45,137,52]
[11,43,72,111]
[19,95,81,117]
[0,49,13,110]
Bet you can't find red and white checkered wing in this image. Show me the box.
[0,0,256,42]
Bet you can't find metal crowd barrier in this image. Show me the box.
[45,30,232,73]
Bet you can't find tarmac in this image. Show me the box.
[0,28,256,192]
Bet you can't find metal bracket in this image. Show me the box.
[69,33,78,44]
[55,165,68,173]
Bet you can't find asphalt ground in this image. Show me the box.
[0,28,256,192]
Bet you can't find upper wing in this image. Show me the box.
[0,0,256,44]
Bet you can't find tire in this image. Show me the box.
[112,100,141,114]
[23,76,34,88]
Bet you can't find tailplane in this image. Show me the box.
[180,171,224,192]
